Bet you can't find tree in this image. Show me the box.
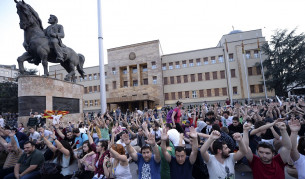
[262,29,305,96]
[0,81,18,113]
[20,68,38,76]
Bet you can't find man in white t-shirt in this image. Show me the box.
[28,126,41,143]
[0,115,4,128]
[221,111,233,127]
[166,123,185,147]
[52,111,62,125]
[200,130,247,179]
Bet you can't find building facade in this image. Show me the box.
[49,29,274,112]
[0,65,19,83]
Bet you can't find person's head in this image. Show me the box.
[220,127,229,134]
[212,140,230,158]
[165,123,172,131]
[141,145,152,162]
[138,127,144,136]
[28,126,35,134]
[18,123,24,128]
[153,122,160,131]
[254,121,267,135]
[223,111,230,119]
[23,141,36,154]
[175,146,187,165]
[176,101,183,108]
[37,125,45,133]
[232,117,240,127]
[48,14,58,24]
[206,111,214,119]
[30,113,34,117]
[79,123,83,128]
[111,144,125,158]
[96,141,108,153]
[297,136,305,155]
[82,140,92,153]
[257,142,275,164]
[212,124,221,132]
[4,126,11,136]
[72,128,80,137]
[66,130,73,139]
[185,120,191,127]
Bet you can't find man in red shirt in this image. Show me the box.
[243,121,292,179]
[171,101,184,133]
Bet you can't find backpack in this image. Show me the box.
[166,109,176,123]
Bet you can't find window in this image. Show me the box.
[259,84,264,93]
[105,72,107,78]
[185,91,189,98]
[133,80,138,86]
[182,60,187,68]
[89,86,92,93]
[248,67,253,76]
[143,78,148,85]
[205,72,210,80]
[123,81,128,88]
[233,86,238,94]
[84,75,87,81]
[80,77,83,82]
[220,70,225,79]
[165,93,169,100]
[213,71,217,80]
[94,86,98,92]
[106,84,108,91]
[153,76,157,84]
[189,59,194,67]
[256,66,261,75]
[152,61,156,69]
[84,87,88,94]
[204,57,209,65]
[254,50,259,58]
[231,69,236,78]
[178,92,182,99]
[123,68,127,74]
[112,81,116,89]
[112,67,116,75]
[162,63,167,70]
[184,75,188,83]
[95,100,98,106]
[164,77,168,85]
[246,51,250,59]
[215,88,219,96]
[218,55,224,63]
[175,61,180,69]
[85,101,88,107]
[250,85,255,93]
[222,88,227,96]
[191,74,195,82]
[90,100,93,106]
[177,76,181,83]
[94,74,97,80]
[171,92,176,100]
[207,89,212,97]
[198,73,202,81]
[169,62,173,70]
[98,85,100,92]
[132,67,137,74]
[192,91,197,98]
[142,65,148,72]
[196,58,201,66]
[199,90,204,97]
[170,76,174,84]
[211,56,216,64]
[229,54,234,62]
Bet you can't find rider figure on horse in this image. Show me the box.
[44,15,65,62]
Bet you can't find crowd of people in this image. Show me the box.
[0,96,305,179]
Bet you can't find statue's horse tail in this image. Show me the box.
[77,53,85,78]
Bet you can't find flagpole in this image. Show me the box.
[257,38,268,99]
[97,0,107,114]
[224,39,233,105]
[242,41,250,101]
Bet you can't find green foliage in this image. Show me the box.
[22,68,38,75]
[0,81,18,113]
[262,29,305,96]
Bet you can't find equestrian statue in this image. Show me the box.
[14,0,85,82]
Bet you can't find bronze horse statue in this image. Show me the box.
[14,0,85,82]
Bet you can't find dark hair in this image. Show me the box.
[4,126,11,130]
[175,146,186,153]
[254,121,266,129]
[53,140,75,165]
[212,140,227,155]
[176,101,182,106]
[97,141,108,152]
[20,123,24,127]
[206,111,214,116]
[166,123,172,129]
[24,141,36,147]
[212,124,221,132]
[141,145,152,153]
[223,111,230,115]
[154,122,160,128]
[79,123,83,128]
[257,142,275,153]
[72,128,80,134]
[232,117,239,122]
[298,137,305,155]
[79,140,92,158]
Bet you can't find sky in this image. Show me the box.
[0,0,305,72]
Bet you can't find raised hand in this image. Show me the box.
[275,118,285,124]
[275,122,286,130]
[40,131,45,138]
[161,128,168,141]
[122,133,131,145]
[232,133,242,141]
[189,126,198,139]
[9,130,15,137]
[145,133,156,146]
[209,130,221,140]
[243,123,251,131]
[288,118,301,132]
[142,122,148,129]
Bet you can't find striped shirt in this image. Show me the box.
[3,148,23,169]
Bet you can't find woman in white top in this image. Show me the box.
[103,143,132,179]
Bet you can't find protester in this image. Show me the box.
[76,140,96,179]
[171,101,184,133]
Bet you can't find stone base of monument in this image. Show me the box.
[18,76,84,129]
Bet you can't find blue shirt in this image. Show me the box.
[74,133,88,149]
[169,156,193,179]
[5,135,20,148]
[136,153,160,179]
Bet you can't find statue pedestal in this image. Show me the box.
[18,76,84,128]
